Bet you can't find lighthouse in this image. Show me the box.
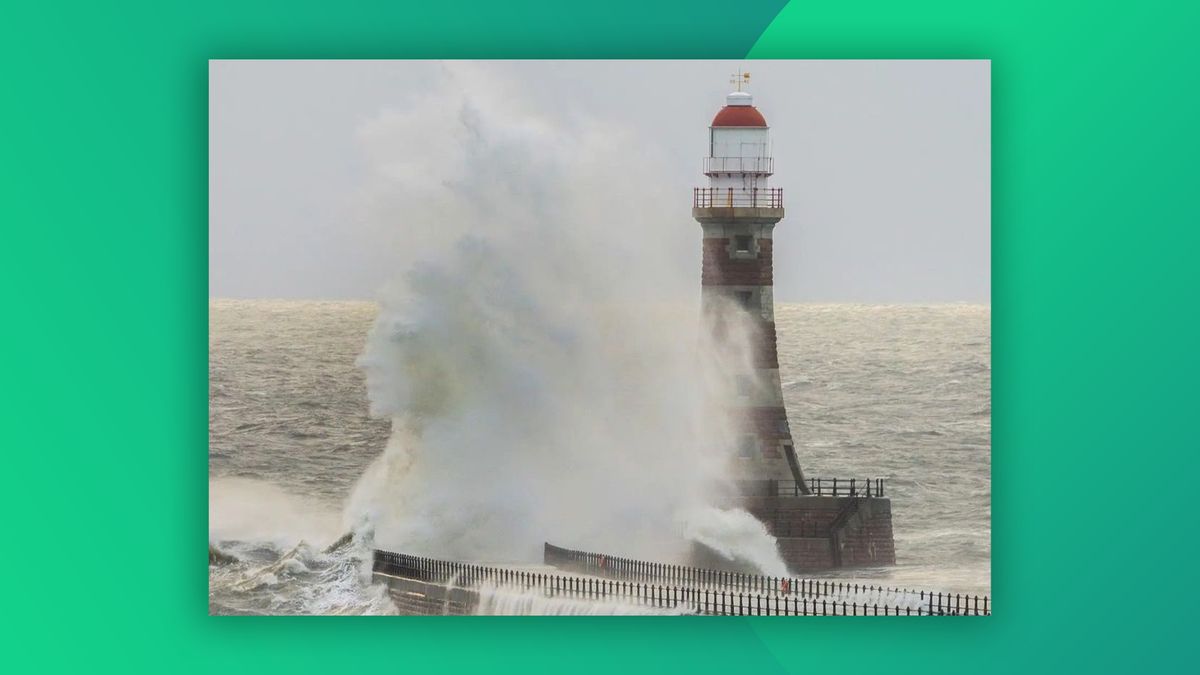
[690,77,897,572]
[694,76,808,495]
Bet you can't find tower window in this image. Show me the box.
[735,290,753,308]
[734,235,752,252]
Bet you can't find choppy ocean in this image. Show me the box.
[209,300,990,615]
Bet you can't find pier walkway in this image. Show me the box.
[372,545,990,616]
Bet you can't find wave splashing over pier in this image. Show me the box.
[346,63,778,570]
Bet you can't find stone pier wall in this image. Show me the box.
[375,575,478,616]
[739,495,896,571]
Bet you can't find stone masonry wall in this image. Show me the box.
[738,495,897,571]
[701,238,774,285]
[377,576,477,616]
[775,537,834,570]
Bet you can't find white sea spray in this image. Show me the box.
[346,62,783,571]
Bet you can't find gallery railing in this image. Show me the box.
[693,187,783,208]
[703,156,774,175]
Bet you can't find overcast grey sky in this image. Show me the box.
[210,60,989,302]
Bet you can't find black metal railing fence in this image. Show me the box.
[373,548,989,616]
[735,478,886,498]
[693,187,783,208]
[782,477,885,497]
[542,543,988,616]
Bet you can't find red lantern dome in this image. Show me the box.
[711,91,768,127]
[711,106,767,127]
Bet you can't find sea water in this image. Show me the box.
[209,300,990,615]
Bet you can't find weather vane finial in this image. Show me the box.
[730,68,751,92]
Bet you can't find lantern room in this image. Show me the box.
[706,91,773,193]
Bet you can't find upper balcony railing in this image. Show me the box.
[694,187,783,209]
[781,478,885,498]
[704,156,774,175]
[735,477,886,498]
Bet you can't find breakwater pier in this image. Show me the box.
[372,543,989,616]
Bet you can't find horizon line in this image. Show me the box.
[208,296,992,306]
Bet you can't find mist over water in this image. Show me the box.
[209,301,990,614]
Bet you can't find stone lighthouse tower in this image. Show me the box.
[692,78,896,572]
[694,79,808,495]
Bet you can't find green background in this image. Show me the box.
[3,0,1197,672]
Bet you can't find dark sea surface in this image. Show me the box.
[209,300,990,614]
